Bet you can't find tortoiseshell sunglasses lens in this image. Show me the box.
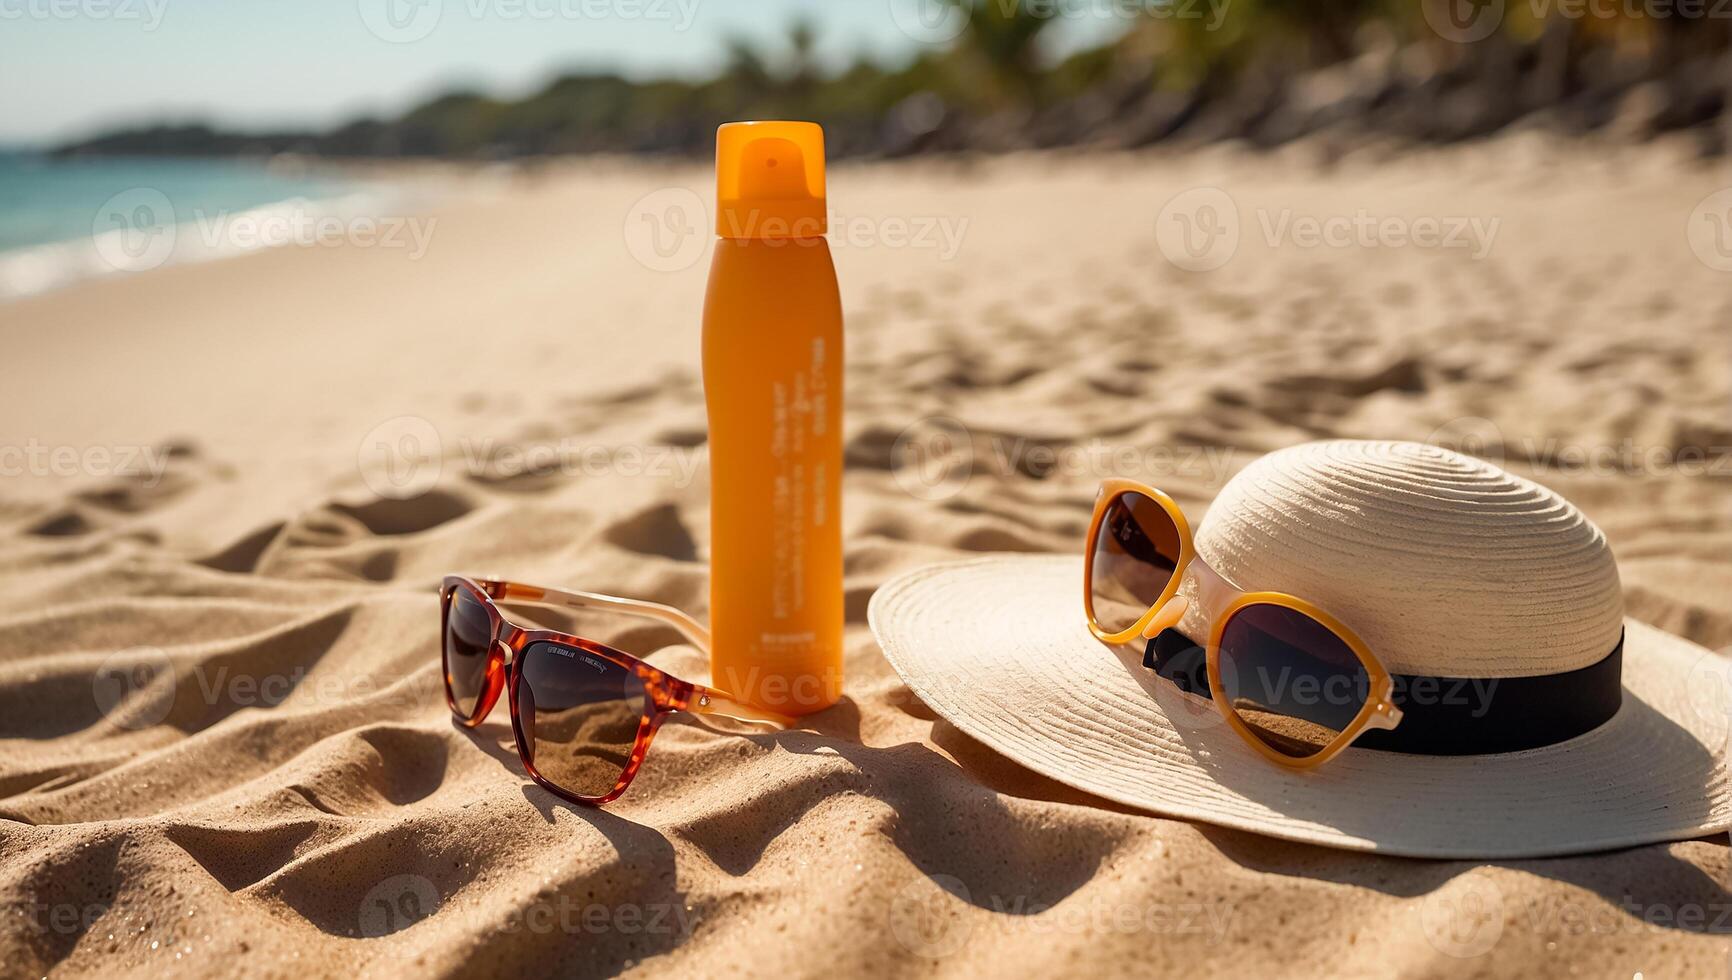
[1216,603,1370,759]
[1088,491,1183,634]
[515,642,649,800]
[443,587,497,719]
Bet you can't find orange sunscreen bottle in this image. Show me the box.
[702,121,844,716]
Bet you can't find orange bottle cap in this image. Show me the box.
[715,121,826,240]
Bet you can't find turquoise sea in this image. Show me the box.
[0,153,365,300]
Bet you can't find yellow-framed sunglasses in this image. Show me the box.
[1084,479,1404,768]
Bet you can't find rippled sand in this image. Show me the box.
[2,134,1730,976]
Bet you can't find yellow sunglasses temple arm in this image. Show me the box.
[1140,595,1190,639]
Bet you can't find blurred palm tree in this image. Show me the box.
[946,0,1056,101]
[786,17,819,105]
[788,18,818,81]
[54,0,1732,160]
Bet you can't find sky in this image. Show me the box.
[0,0,1127,147]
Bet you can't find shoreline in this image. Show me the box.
[0,156,452,303]
[11,123,1722,306]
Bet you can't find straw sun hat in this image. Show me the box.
[869,440,1732,858]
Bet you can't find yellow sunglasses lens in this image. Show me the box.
[1215,602,1371,759]
[1088,491,1182,635]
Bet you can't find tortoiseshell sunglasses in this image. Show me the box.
[1084,480,1403,767]
[440,576,791,805]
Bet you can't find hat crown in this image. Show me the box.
[1194,440,1623,677]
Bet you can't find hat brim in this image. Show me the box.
[869,555,1732,859]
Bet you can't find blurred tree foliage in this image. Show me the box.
[55,2,1731,159]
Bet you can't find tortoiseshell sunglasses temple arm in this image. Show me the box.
[450,577,794,728]
[459,578,713,651]
[685,685,798,729]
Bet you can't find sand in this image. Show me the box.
[1,133,1730,977]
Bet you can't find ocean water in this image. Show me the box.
[0,154,389,301]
